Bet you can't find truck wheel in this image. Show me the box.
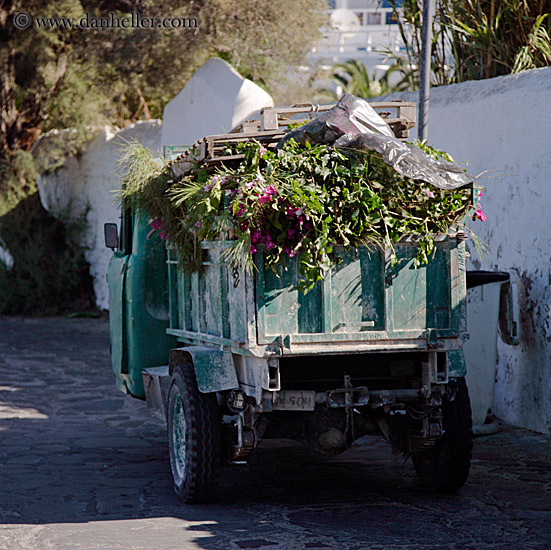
[167,363,221,503]
[412,377,473,492]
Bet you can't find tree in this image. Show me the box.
[388,0,551,88]
[1,0,325,166]
[328,59,393,98]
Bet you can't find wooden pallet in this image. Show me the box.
[170,100,416,179]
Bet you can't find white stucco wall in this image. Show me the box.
[36,121,162,310]
[378,67,551,433]
[161,57,274,147]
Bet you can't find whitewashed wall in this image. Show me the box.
[379,67,551,433]
[161,57,273,147]
[36,121,162,310]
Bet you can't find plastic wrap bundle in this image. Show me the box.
[278,94,473,190]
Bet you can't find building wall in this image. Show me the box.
[379,66,551,433]
[37,121,163,310]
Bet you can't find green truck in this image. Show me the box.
[105,102,473,503]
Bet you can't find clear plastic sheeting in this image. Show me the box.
[335,132,473,190]
[278,94,395,148]
[278,94,473,190]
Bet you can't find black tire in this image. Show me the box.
[167,363,221,503]
[412,377,473,492]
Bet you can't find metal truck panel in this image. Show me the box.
[167,235,467,357]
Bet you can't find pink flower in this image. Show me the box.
[250,244,257,254]
[150,218,162,230]
[250,230,262,243]
[478,191,483,198]
[422,189,435,199]
[195,220,201,228]
[246,181,255,189]
[204,183,213,192]
[259,145,267,157]
[265,185,277,196]
[160,231,168,240]
[287,228,296,239]
[472,207,487,222]
[283,246,296,258]
[256,174,265,184]
[266,240,275,251]
[258,195,270,205]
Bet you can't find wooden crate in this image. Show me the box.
[170,101,416,179]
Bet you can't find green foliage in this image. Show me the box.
[326,60,394,99]
[388,0,551,87]
[0,147,94,314]
[121,140,475,293]
[0,150,39,217]
[0,194,94,315]
[2,0,326,155]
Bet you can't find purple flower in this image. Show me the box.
[195,220,201,228]
[287,228,296,239]
[235,208,246,218]
[266,240,275,251]
[250,230,262,243]
[204,183,213,192]
[258,195,269,205]
[259,145,267,157]
[265,185,277,196]
[150,218,162,230]
[160,231,168,240]
[246,181,255,190]
[250,244,257,254]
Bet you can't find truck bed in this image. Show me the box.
[166,234,467,357]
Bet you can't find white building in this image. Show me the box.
[311,0,405,78]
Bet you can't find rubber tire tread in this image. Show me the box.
[168,363,221,503]
[412,377,473,492]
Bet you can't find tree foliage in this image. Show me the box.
[388,0,551,88]
[1,0,325,161]
[328,60,393,99]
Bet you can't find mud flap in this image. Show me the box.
[169,346,239,393]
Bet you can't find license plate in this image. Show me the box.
[272,390,316,411]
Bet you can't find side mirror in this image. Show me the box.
[104,223,118,250]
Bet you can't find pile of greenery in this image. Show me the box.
[121,139,480,292]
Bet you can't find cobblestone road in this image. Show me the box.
[0,316,550,550]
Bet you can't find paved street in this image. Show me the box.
[0,316,550,550]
